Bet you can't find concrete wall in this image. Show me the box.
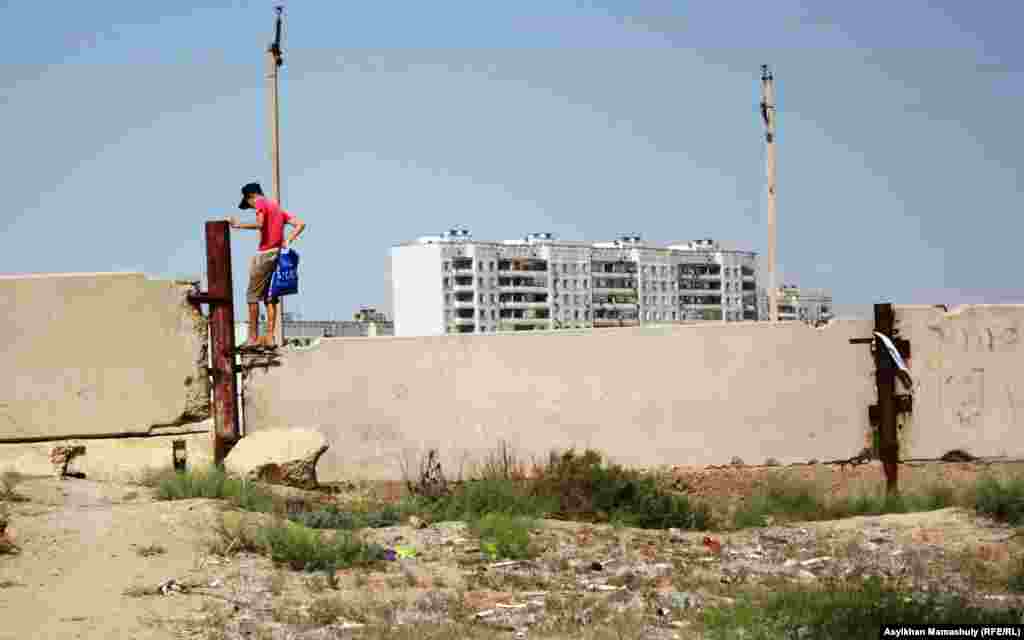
[897,305,1024,460]
[244,320,877,482]
[0,272,209,441]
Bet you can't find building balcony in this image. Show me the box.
[682,303,722,310]
[678,288,721,296]
[592,286,636,295]
[452,282,475,292]
[593,301,637,310]
[500,284,549,294]
[500,301,550,310]
[498,318,551,328]
[593,318,641,327]
[497,268,547,277]
[450,317,476,326]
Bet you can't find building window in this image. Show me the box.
[584,280,588,289]
[489,261,495,271]
[491,310,496,319]
[574,310,580,320]
[563,294,569,304]
[443,278,450,287]
[478,278,483,287]
[585,310,590,319]
[574,295,581,304]
[672,311,677,320]
[583,264,588,273]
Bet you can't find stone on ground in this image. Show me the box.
[224,429,328,490]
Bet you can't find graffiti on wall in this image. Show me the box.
[927,317,1020,353]
[921,312,1022,445]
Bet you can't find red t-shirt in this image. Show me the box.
[255,196,293,251]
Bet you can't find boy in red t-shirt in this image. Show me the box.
[229,182,307,348]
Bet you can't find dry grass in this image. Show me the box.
[0,470,28,502]
[135,543,166,557]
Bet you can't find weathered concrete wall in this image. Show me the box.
[244,320,876,482]
[0,272,209,441]
[897,305,1024,460]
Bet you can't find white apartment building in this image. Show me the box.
[390,229,759,337]
[758,284,834,326]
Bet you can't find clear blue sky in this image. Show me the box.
[2,0,1021,320]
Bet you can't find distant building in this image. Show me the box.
[389,228,759,337]
[353,307,389,323]
[234,318,393,343]
[758,284,834,326]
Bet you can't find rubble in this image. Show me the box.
[224,428,328,490]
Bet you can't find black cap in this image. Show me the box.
[239,182,264,210]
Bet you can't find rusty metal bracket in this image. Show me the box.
[850,303,910,495]
[190,221,241,466]
[869,395,913,426]
[187,292,228,306]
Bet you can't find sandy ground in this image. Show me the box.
[1,462,1022,639]
[0,479,225,640]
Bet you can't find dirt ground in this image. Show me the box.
[1,462,1022,640]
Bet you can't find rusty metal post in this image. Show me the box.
[874,303,899,495]
[204,221,240,465]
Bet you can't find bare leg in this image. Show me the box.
[264,299,279,347]
[246,303,260,346]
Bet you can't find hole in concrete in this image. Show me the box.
[940,449,975,463]
[173,439,187,471]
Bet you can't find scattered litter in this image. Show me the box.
[702,536,722,554]
[488,560,535,570]
[158,579,186,596]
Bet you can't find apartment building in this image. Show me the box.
[758,284,834,326]
[390,229,759,336]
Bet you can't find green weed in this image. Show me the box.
[262,521,388,572]
[469,513,536,560]
[703,578,1023,639]
[975,474,1024,525]
[155,467,274,512]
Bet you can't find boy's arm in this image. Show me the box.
[229,211,264,231]
[284,216,307,246]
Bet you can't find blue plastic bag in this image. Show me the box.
[268,248,299,298]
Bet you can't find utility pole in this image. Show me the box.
[760,65,778,323]
[267,6,285,346]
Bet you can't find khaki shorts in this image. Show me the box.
[246,250,280,304]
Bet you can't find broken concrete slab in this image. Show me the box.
[223,428,328,490]
[0,273,210,441]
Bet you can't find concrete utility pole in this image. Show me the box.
[760,65,778,323]
[267,5,285,346]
